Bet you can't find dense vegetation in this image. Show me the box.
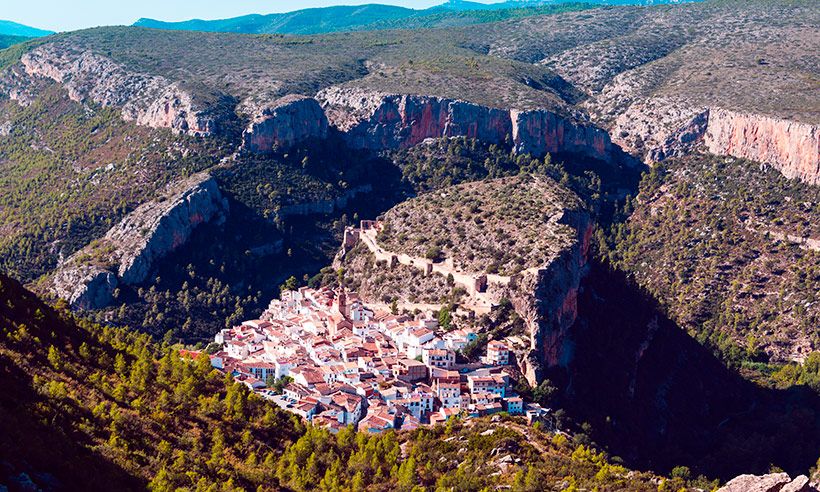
[604,154,820,364]
[377,174,582,275]
[0,34,28,50]
[133,3,597,36]
[2,273,712,490]
[0,273,300,490]
[0,85,228,284]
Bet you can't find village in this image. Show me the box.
[206,283,549,433]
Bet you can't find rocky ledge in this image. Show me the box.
[48,173,229,309]
[512,210,592,385]
[9,43,234,136]
[316,86,614,162]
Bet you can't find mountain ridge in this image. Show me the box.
[132,0,701,35]
[0,20,53,38]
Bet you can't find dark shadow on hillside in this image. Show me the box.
[553,261,820,479]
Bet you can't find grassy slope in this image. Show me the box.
[0,34,29,50]
[0,85,227,283]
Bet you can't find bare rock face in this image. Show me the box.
[16,44,233,136]
[50,265,118,310]
[317,86,614,161]
[781,475,812,492]
[512,211,592,385]
[242,95,329,153]
[717,473,816,492]
[48,173,228,309]
[104,173,229,285]
[704,108,820,185]
[608,97,709,162]
[511,109,612,161]
[317,87,512,150]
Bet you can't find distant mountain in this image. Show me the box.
[135,4,416,35]
[134,0,701,35]
[0,20,53,38]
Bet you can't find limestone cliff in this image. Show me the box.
[12,43,234,136]
[49,265,119,311]
[48,173,229,308]
[511,109,611,161]
[704,108,820,185]
[316,86,614,162]
[607,97,709,163]
[509,210,592,385]
[242,95,328,153]
[104,173,229,285]
[602,96,819,185]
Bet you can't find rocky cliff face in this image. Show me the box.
[512,211,592,385]
[601,96,820,185]
[511,109,611,161]
[12,44,234,136]
[242,95,329,153]
[49,173,229,308]
[49,265,119,310]
[607,96,709,163]
[704,108,820,185]
[104,173,229,284]
[317,86,614,162]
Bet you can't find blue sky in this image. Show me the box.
[5,0,498,32]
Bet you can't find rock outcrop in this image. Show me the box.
[317,86,614,162]
[15,44,234,136]
[49,173,229,308]
[512,211,592,385]
[600,95,820,186]
[49,265,119,310]
[704,108,820,185]
[242,95,328,153]
[103,173,229,285]
[511,109,611,161]
[717,473,817,492]
[607,97,709,162]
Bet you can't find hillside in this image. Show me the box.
[607,153,820,363]
[0,0,814,352]
[0,273,300,490]
[0,273,712,491]
[132,1,697,35]
[0,35,29,50]
[376,175,583,276]
[0,20,53,38]
[0,0,818,488]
